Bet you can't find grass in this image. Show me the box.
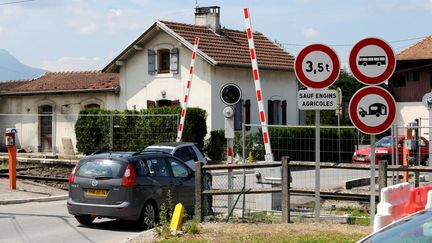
[335,206,370,226]
[152,222,371,243]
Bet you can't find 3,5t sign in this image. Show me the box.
[295,44,340,89]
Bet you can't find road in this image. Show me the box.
[0,200,143,243]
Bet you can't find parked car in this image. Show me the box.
[358,209,432,242]
[67,151,195,226]
[144,142,207,171]
[352,135,429,165]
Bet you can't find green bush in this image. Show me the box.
[204,127,357,162]
[75,107,207,154]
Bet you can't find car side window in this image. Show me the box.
[145,158,169,177]
[174,147,194,161]
[168,158,189,178]
[133,160,150,177]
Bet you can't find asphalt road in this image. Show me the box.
[0,200,143,243]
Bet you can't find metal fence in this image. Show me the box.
[0,113,179,155]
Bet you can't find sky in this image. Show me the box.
[0,0,431,74]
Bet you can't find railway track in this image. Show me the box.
[0,173,68,182]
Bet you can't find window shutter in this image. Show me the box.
[148,49,156,75]
[170,48,179,74]
[282,100,287,125]
[147,100,156,108]
[268,100,274,125]
[245,100,251,131]
[172,100,180,107]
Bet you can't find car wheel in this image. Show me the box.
[142,202,158,227]
[75,215,95,225]
[421,158,429,166]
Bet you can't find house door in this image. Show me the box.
[39,105,53,152]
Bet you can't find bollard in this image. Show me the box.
[282,156,290,223]
[195,161,203,222]
[170,203,185,231]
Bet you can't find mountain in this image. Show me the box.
[0,49,45,81]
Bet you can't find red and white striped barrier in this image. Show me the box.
[176,37,200,142]
[243,8,273,161]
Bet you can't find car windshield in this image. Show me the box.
[375,137,394,148]
[76,159,124,179]
[144,147,173,153]
[361,210,432,242]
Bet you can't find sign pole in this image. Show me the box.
[315,110,320,221]
[370,135,376,226]
[429,111,432,182]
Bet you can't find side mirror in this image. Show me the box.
[193,155,199,161]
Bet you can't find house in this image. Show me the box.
[103,6,298,133]
[388,36,432,127]
[0,71,119,152]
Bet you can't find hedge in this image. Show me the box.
[75,107,207,154]
[205,127,357,163]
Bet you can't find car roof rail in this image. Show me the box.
[132,150,172,156]
[90,150,107,155]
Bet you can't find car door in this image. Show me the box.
[167,157,195,213]
[143,157,177,206]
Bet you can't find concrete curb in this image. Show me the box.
[0,194,68,205]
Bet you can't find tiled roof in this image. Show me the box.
[161,21,294,70]
[397,36,432,61]
[0,71,119,94]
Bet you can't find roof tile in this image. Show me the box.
[397,36,432,61]
[160,20,294,70]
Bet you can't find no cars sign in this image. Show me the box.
[349,86,396,135]
[295,44,340,89]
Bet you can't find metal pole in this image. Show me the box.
[52,113,56,156]
[391,124,395,185]
[109,114,113,150]
[370,135,376,227]
[429,112,432,182]
[227,138,234,213]
[315,110,320,222]
[395,125,400,184]
[242,118,246,222]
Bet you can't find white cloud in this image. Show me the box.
[302,27,319,39]
[40,56,103,72]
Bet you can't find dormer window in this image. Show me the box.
[158,49,170,73]
[148,48,179,75]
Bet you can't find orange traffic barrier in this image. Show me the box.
[403,185,432,216]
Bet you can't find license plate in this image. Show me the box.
[357,157,365,161]
[86,189,108,197]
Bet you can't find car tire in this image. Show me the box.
[142,201,158,227]
[421,158,429,166]
[75,215,95,225]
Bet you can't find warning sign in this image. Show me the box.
[298,90,338,110]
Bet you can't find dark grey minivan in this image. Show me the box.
[67,151,195,226]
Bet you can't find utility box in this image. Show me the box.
[404,139,417,150]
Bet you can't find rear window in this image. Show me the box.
[76,159,124,178]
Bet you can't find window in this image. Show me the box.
[234,100,251,131]
[148,48,179,75]
[168,158,189,178]
[84,103,100,109]
[407,70,420,81]
[145,158,169,177]
[158,49,170,73]
[174,147,196,162]
[268,100,287,125]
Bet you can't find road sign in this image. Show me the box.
[423,92,432,110]
[349,86,396,135]
[295,44,340,89]
[349,37,396,85]
[298,89,338,110]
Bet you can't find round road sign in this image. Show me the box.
[349,37,396,85]
[349,86,396,135]
[295,44,340,89]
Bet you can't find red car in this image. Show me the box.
[352,135,429,165]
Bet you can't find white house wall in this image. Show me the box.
[396,102,429,136]
[118,31,213,131]
[211,66,298,132]
[0,93,118,153]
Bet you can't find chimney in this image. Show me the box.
[195,6,220,33]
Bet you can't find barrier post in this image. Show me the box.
[282,156,290,223]
[194,161,203,222]
[5,128,17,191]
[378,160,388,200]
[176,37,199,142]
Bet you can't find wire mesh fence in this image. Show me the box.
[0,113,179,154]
